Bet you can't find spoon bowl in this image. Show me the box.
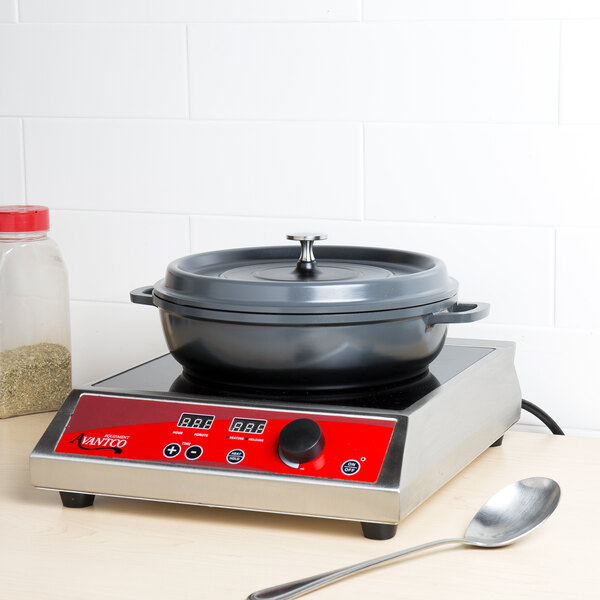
[464,477,561,547]
[248,477,561,600]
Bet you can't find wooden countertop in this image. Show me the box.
[1,412,598,599]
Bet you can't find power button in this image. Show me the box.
[341,460,361,476]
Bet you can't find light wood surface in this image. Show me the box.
[1,412,598,599]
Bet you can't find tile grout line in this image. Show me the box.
[0,117,565,125]
[45,207,562,231]
[553,227,558,328]
[557,20,562,124]
[360,122,366,221]
[184,24,192,119]
[2,17,579,24]
[19,119,28,204]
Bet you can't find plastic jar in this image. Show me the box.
[0,206,71,418]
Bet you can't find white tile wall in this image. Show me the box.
[560,21,600,124]
[188,22,558,122]
[562,1,600,18]
[0,25,187,117]
[365,124,600,227]
[555,228,600,330]
[0,5,598,434]
[24,119,362,218]
[0,119,24,204]
[364,1,600,20]
[0,0,15,21]
[363,1,560,20]
[18,0,600,23]
[50,211,191,302]
[20,1,361,22]
[451,323,600,435]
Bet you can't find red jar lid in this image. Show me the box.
[0,205,50,232]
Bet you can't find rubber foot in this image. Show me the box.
[361,522,398,540]
[490,435,504,448]
[59,491,95,508]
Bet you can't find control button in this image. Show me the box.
[278,418,325,466]
[163,443,181,458]
[341,460,361,476]
[226,449,245,464]
[185,445,203,460]
[227,449,246,465]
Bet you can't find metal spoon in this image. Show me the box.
[247,477,560,600]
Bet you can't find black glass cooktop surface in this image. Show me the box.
[92,344,493,411]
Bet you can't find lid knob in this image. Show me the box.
[286,233,327,275]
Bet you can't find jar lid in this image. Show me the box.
[154,234,458,315]
[0,205,50,232]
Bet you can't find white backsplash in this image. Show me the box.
[1,1,599,436]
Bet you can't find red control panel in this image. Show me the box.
[55,394,397,483]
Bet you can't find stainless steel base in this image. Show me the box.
[30,339,521,535]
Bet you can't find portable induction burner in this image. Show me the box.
[30,338,521,539]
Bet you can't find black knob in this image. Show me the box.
[278,418,325,465]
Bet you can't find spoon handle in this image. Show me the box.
[247,537,463,600]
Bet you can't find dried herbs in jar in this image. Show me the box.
[0,343,72,418]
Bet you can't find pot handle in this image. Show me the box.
[130,286,155,306]
[428,302,490,325]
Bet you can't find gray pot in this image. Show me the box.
[131,234,489,390]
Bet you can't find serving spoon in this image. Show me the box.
[247,477,561,600]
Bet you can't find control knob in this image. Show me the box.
[278,418,325,468]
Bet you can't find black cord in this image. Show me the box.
[521,399,565,435]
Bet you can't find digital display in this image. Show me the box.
[177,413,214,429]
[229,418,267,435]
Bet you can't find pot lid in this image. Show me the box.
[153,233,458,314]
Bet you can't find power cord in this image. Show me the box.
[521,399,565,435]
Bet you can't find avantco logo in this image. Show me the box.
[69,432,129,455]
